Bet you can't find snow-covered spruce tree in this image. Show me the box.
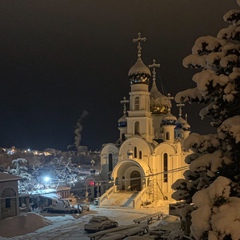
[172,2,240,239]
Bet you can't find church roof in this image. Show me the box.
[162,112,177,125]
[128,57,151,85]
[0,172,21,182]
[148,59,171,114]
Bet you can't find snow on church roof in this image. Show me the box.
[0,172,21,182]
[128,57,151,84]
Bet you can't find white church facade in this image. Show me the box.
[99,33,190,208]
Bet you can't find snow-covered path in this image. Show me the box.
[1,202,170,240]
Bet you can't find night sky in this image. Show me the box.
[0,0,237,151]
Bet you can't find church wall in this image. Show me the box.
[100,144,118,180]
[154,143,178,200]
[119,138,152,163]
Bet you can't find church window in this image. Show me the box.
[134,147,137,158]
[164,153,168,182]
[166,132,170,140]
[139,151,142,159]
[134,97,140,110]
[134,121,140,135]
[6,198,11,208]
[109,153,113,172]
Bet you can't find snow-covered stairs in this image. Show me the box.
[100,191,138,208]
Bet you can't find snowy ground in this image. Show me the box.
[0,201,176,240]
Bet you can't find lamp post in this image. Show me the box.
[91,159,95,167]
[96,182,101,198]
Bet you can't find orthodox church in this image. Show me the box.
[98,33,191,208]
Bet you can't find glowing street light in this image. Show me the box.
[44,176,50,182]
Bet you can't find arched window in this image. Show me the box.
[134,147,137,158]
[134,97,140,110]
[135,121,140,135]
[108,153,113,172]
[139,151,142,159]
[166,132,170,140]
[122,133,126,141]
[164,153,168,182]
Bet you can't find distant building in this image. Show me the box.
[99,33,191,208]
[0,172,21,220]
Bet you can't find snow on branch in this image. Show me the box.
[229,67,240,81]
[222,42,240,56]
[218,115,240,143]
[192,36,226,55]
[206,52,224,70]
[223,9,240,26]
[183,133,220,153]
[175,87,203,103]
[192,70,229,96]
[189,151,228,176]
[183,54,206,68]
[218,25,240,41]
[191,177,240,239]
[220,54,238,68]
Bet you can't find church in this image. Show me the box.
[98,33,191,208]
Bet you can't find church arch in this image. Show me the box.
[134,121,140,135]
[111,159,151,192]
[130,171,141,191]
[1,187,17,219]
[108,153,113,173]
[163,153,168,182]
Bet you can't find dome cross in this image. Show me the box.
[149,59,160,81]
[133,32,146,58]
[176,103,185,117]
[120,97,129,116]
[166,93,174,112]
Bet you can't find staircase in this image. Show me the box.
[100,191,138,208]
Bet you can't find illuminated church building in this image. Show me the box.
[99,33,190,207]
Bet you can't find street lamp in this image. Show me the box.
[91,159,95,167]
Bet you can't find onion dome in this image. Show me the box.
[128,33,151,85]
[128,57,151,85]
[175,116,186,129]
[162,112,177,125]
[118,115,127,128]
[148,59,171,114]
[150,81,172,114]
[178,116,187,125]
[182,122,191,130]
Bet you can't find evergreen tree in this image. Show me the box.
[172,1,240,239]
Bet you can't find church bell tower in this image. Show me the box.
[125,33,154,143]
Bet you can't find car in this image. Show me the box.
[84,216,118,233]
[42,199,79,214]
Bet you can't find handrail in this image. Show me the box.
[132,187,148,209]
[98,185,116,206]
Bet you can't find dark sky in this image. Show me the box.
[0,0,237,151]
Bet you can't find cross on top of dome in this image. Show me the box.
[120,97,129,116]
[133,32,146,58]
[176,103,185,118]
[149,59,160,82]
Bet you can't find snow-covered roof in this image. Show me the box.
[0,172,22,182]
[128,57,151,85]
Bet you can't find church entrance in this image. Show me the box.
[130,171,141,191]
